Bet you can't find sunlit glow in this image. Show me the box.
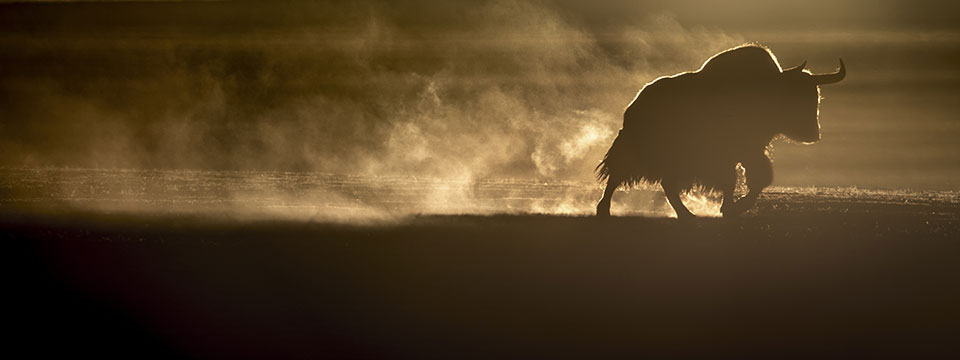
[681,188,724,217]
[1,1,957,217]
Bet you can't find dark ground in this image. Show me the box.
[5,200,960,359]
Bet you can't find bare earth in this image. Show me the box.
[4,168,960,358]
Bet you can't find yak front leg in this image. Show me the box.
[718,166,739,218]
[740,151,773,210]
[596,176,620,217]
[661,179,695,220]
[723,152,773,217]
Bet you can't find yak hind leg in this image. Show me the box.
[596,176,620,217]
[722,152,773,217]
[661,178,695,220]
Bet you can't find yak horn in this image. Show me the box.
[812,58,845,85]
[783,60,806,73]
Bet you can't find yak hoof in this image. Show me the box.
[677,212,697,221]
[720,204,740,218]
[721,199,752,218]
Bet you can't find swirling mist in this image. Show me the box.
[0,1,744,186]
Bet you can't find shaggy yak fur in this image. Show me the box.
[595,44,845,219]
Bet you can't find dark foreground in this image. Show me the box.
[6,201,960,359]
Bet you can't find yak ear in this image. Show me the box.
[782,60,806,74]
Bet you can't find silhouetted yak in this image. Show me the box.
[596,44,845,219]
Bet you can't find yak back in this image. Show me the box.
[622,45,783,145]
[698,45,782,79]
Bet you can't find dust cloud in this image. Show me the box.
[0,1,747,217]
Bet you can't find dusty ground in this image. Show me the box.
[5,196,960,358]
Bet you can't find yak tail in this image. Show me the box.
[595,129,648,188]
[595,153,612,183]
[594,129,623,184]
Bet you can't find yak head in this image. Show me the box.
[773,58,846,143]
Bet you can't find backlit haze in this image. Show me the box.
[1,0,958,218]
